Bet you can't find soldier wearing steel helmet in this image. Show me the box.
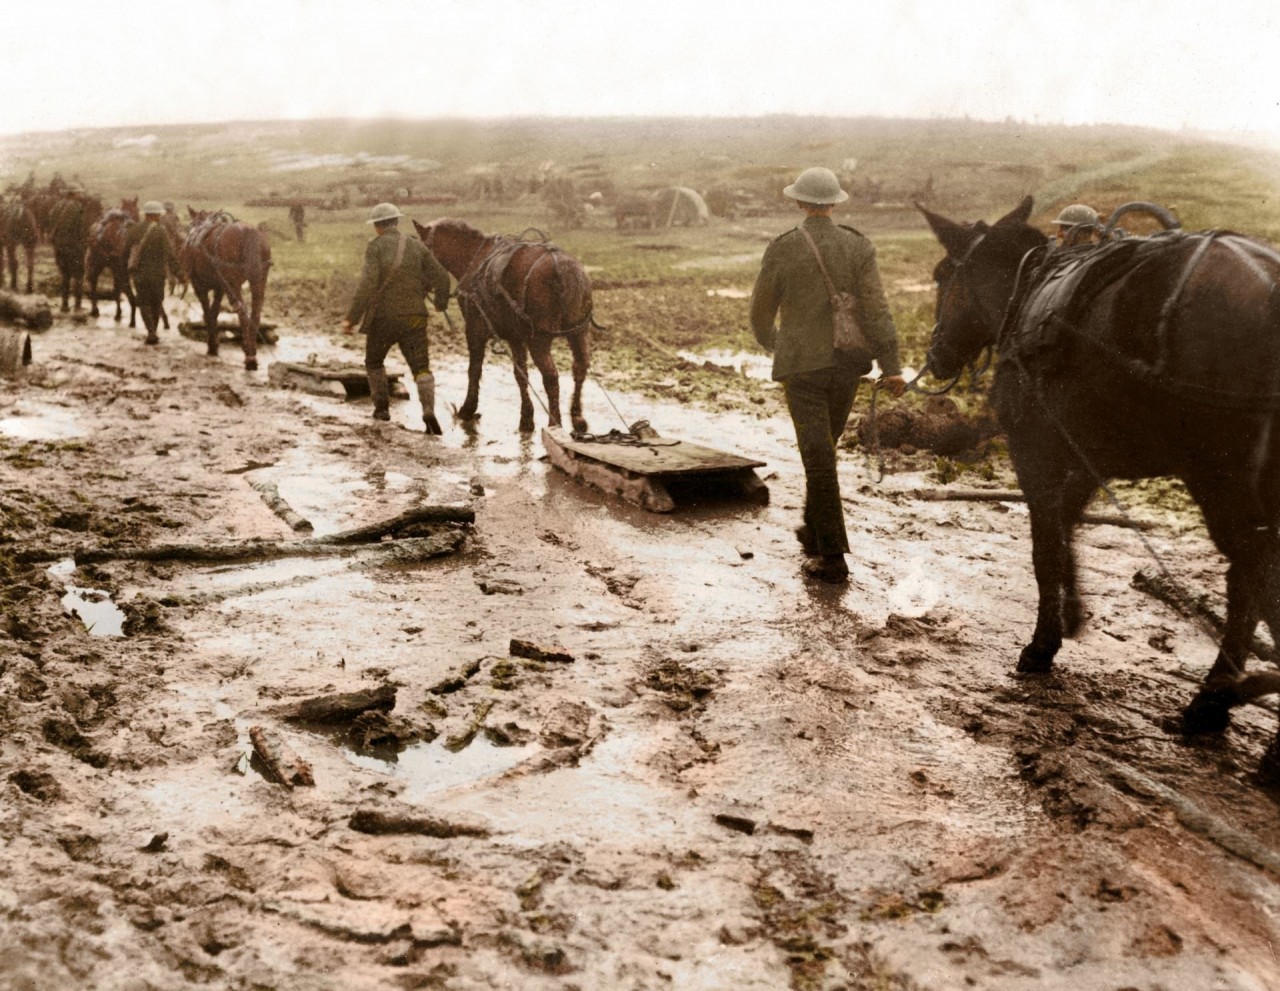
[751,166,905,584]
[124,200,178,344]
[1050,203,1101,249]
[342,202,452,432]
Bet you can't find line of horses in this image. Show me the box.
[0,183,272,371]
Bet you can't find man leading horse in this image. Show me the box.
[342,202,451,433]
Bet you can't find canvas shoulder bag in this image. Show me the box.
[798,225,869,353]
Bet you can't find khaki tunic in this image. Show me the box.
[124,219,177,286]
[750,215,902,380]
[346,228,451,325]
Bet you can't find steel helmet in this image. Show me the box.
[142,201,164,216]
[1053,204,1099,228]
[783,167,849,205]
[367,202,403,224]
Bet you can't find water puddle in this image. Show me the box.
[0,401,86,440]
[48,559,126,636]
[340,735,538,799]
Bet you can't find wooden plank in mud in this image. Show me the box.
[0,326,32,378]
[542,426,769,513]
[267,361,408,400]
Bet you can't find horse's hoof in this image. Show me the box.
[144,336,159,346]
[114,315,122,324]
[423,416,443,436]
[1016,643,1055,674]
[244,360,258,372]
[571,418,588,434]
[207,348,219,358]
[1181,688,1236,735]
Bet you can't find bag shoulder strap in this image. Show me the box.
[797,224,841,301]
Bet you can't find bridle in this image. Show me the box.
[911,228,990,395]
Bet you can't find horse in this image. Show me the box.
[413,218,597,433]
[0,197,39,293]
[84,198,140,325]
[181,208,271,371]
[49,193,102,313]
[920,195,1280,773]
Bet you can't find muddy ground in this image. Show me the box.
[3,306,1280,991]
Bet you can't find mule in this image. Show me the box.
[414,218,597,433]
[0,198,38,293]
[181,209,271,371]
[85,198,140,325]
[920,196,1280,770]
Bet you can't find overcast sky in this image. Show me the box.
[4,0,1278,139]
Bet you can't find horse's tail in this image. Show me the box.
[550,251,594,335]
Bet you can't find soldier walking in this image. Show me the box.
[48,187,88,312]
[125,201,178,344]
[342,203,451,433]
[751,167,906,583]
[289,202,306,242]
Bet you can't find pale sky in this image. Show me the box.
[4,0,1279,138]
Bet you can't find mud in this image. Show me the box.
[3,310,1280,990]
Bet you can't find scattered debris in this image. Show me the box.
[269,685,397,723]
[510,639,574,664]
[539,701,594,748]
[714,813,757,836]
[444,700,494,752]
[348,809,491,839]
[249,725,315,788]
[247,479,313,532]
[428,659,482,695]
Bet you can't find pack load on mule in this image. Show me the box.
[414,218,598,434]
[85,198,140,325]
[181,208,272,371]
[919,195,1280,776]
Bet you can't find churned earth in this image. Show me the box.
[2,307,1279,991]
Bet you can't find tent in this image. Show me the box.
[650,186,710,227]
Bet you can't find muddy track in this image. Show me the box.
[2,314,1279,990]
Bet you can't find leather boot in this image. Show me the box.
[416,371,442,435]
[367,367,391,421]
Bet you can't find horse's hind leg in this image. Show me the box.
[22,245,33,294]
[509,339,536,433]
[228,287,256,371]
[568,328,591,434]
[528,335,562,429]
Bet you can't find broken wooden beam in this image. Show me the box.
[348,808,491,839]
[268,685,397,724]
[249,725,315,788]
[248,479,313,532]
[267,361,409,400]
[17,528,466,566]
[319,504,475,544]
[1132,569,1276,661]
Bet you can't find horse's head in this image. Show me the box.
[918,196,1046,380]
[413,217,486,277]
[121,197,139,221]
[188,206,209,223]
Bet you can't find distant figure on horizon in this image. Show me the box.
[289,202,307,242]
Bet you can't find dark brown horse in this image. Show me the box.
[921,196,1280,773]
[0,197,39,293]
[181,209,271,371]
[85,198,140,324]
[413,218,596,433]
[49,192,102,312]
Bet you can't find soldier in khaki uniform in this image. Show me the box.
[48,187,89,313]
[1049,203,1101,249]
[751,167,906,583]
[124,201,178,344]
[342,203,452,433]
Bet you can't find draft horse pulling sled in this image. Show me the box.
[921,196,1280,774]
[181,210,272,371]
[413,218,597,433]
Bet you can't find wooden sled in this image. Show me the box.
[542,425,768,513]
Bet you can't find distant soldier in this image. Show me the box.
[342,203,451,433]
[751,167,906,584]
[124,201,178,345]
[1049,203,1101,249]
[288,202,306,242]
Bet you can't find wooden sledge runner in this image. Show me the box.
[542,425,768,513]
[267,361,410,400]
